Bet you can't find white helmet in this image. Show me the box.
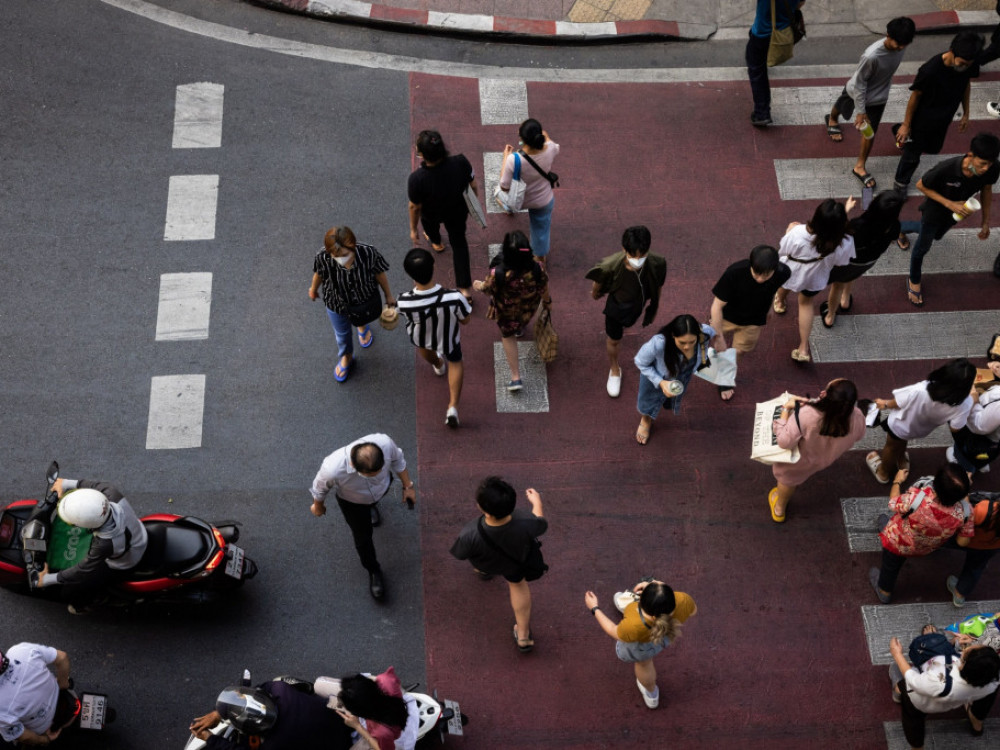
[57,489,111,529]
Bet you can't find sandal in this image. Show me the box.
[334,358,353,383]
[865,451,889,484]
[357,325,373,347]
[513,624,534,653]
[790,348,811,363]
[839,294,853,312]
[906,280,923,307]
[768,487,785,523]
[896,233,910,251]
[423,232,445,253]
[819,301,835,329]
[825,115,843,142]
[851,167,876,189]
[718,385,734,401]
[772,293,787,315]
[636,422,651,446]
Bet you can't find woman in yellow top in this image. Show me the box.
[584,579,696,709]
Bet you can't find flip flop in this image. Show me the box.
[772,293,787,315]
[896,233,910,251]
[790,348,811,363]
[718,385,734,401]
[819,301,835,328]
[906,280,923,307]
[357,325,373,347]
[768,487,786,523]
[851,168,876,189]
[513,624,534,653]
[334,358,353,382]
[825,116,843,142]
[423,233,446,253]
[865,451,889,484]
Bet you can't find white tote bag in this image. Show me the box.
[493,152,526,214]
[693,347,737,388]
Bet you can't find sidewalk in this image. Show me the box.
[251,0,1000,41]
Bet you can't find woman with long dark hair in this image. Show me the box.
[633,314,720,445]
[584,579,697,710]
[497,119,560,262]
[821,191,904,327]
[335,669,410,750]
[867,358,977,484]
[772,197,856,361]
[767,378,867,522]
[473,230,549,392]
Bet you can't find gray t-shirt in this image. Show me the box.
[846,38,905,113]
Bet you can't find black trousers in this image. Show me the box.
[336,497,380,572]
[421,213,471,289]
[897,678,998,747]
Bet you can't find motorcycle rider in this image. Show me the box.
[189,679,354,750]
[0,643,74,746]
[33,477,148,614]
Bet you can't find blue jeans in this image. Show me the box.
[326,307,354,360]
[528,197,555,257]
[745,32,771,119]
[899,218,948,284]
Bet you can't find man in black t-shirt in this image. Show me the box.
[708,245,791,401]
[893,32,984,191]
[898,132,1000,306]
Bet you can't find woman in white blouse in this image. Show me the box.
[772,197,856,362]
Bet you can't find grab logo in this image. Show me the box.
[63,526,86,563]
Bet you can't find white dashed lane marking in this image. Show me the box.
[146,374,206,449]
[155,272,213,341]
[478,79,528,126]
[164,174,219,240]
[172,82,225,148]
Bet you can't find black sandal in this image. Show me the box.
[819,301,835,328]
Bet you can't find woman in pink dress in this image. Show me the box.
[768,378,867,522]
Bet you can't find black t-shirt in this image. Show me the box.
[711,259,791,326]
[909,55,979,152]
[919,155,1000,228]
[848,215,902,265]
[407,154,473,221]
[450,509,547,579]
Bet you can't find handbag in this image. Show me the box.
[493,153,526,214]
[694,348,737,388]
[534,298,558,364]
[520,151,559,188]
[346,293,382,326]
[750,393,802,465]
[766,0,796,68]
[476,518,548,581]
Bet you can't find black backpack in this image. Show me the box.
[908,632,957,696]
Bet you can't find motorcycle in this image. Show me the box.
[185,669,466,749]
[0,462,258,606]
[57,681,116,741]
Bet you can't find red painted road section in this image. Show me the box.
[409,73,1000,748]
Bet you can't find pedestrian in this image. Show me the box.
[583,579,696,710]
[870,462,974,604]
[309,434,416,601]
[766,378,867,523]
[945,491,1000,607]
[866,359,977,485]
[309,226,396,383]
[397,248,472,428]
[892,31,985,193]
[896,132,999,307]
[948,335,1000,474]
[496,119,559,262]
[708,244,791,400]
[820,191,904,328]
[745,0,806,127]
[887,630,999,747]
[772,198,856,363]
[449,476,547,654]
[633,314,719,446]
[585,225,667,399]
[472,230,548,393]
[824,17,915,189]
[407,130,478,300]
[0,643,73,746]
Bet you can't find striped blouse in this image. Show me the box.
[313,243,389,314]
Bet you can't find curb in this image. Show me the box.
[910,9,997,33]
[251,0,704,40]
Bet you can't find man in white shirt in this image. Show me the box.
[309,434,416,601]
[0,643,72,746]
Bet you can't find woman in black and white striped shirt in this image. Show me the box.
[309,226,395,382]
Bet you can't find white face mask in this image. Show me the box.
[627,256,647,270]
[334,252,354,267]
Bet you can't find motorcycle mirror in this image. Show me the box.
[240,669,251,688]
[46,461,59,485]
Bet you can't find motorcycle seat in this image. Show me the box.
[130,520,210,579]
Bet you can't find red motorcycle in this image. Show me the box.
[0,462,258,606]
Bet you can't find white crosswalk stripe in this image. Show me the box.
[155,272,213,341]
[862,601,1000,666]
[172,82,224,148]
[494,342,549,413]
[478,79,528,126]
[164,174,219,240]
[866,228,998,277]
[884,719,1000,749]
[146,374,206,449]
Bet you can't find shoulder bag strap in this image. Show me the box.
[939,654,954,697]
[519,151,558,187]
[770,0,777,31]
[477,518,527,565]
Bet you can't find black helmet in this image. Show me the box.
[215,687,277,734]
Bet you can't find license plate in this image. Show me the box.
[80,693,107,730]
[224,545,244,579]
[22,538,46,552]
[443,698,463,736]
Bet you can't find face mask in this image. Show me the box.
[968,161,980,176]
[627,256,647,269]
[334,252,353,267]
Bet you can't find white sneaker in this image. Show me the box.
[987,101,1000,118]
[946,446,956,463]
[445,406,459,428]
[607,370,622,398]
[636,679,659,709]
[432,357,446,376]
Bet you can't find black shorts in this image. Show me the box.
[444,343,463,363]
[834,89,886,133]
[605,315,625,341]
[800,289,822,298]
[828,260,877,284]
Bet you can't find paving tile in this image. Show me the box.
[840,496,886,553]
[884,719,1000,750]
[478,79,528,126]
[862,600,1000,665]
[494,341,549,412]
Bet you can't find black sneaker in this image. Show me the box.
[370,504,381,527]
[750,111,773,127]
[369,569,385,600]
